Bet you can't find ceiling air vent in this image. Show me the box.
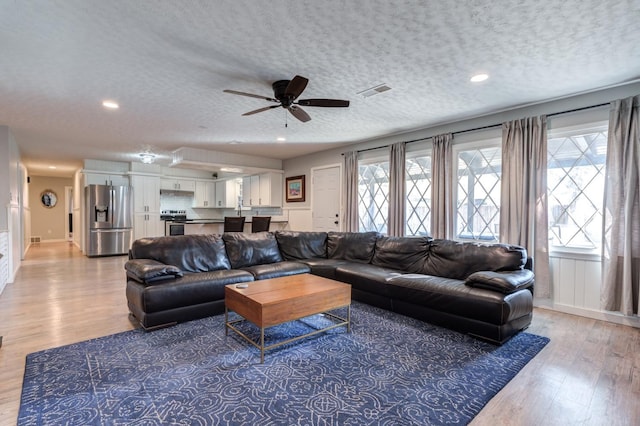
[357,84,392,98]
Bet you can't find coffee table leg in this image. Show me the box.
[260,327,265,363]
[225,307,228,336]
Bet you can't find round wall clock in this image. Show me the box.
[41,190,58,208]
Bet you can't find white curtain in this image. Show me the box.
[342,151,360,232]
[601,95,640,315]
[388,142,406,236]
[431,133,453,239]
[500,116,550,298]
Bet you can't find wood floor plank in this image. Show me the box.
[1,241,639,425]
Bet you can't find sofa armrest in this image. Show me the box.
[125,259,183,284]
[464,269,534,294]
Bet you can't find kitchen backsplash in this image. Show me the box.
[160,192,197,214]
[160,192,284,220]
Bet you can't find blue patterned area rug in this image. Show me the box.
[19,302,548,425]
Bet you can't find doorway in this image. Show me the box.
[65,186,73,241]
[311,164,341,232]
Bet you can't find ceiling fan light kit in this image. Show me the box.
[224,75,350,123]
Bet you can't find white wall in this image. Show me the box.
[0,125,24,290]
[0,126,11,229]
[29,176,73,241]
[282,81,640,324]
[283,82,640,186]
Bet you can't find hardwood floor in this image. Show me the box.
[1,242,638,425]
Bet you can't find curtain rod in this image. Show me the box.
[343,101,610,155]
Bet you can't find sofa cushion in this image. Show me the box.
[222,232,283,269]
[371,236,432,272]
[465,269,534,294]
[335,263,404,297]
[387,274,532,325]
[299,258,351,280]
[125,259,183,284]
[275,231,328,260]
[129,234,231,272]
[419,239,528,280]
[242,261,311,280]
[327,231,379,263]
[127,269,255,313]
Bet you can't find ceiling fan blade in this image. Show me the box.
[223,89,278,103]
[284,75,309,100]
[297,98,350,107]
[242,105,280,116]
[288,105,311,122]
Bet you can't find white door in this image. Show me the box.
[312,165,341,231]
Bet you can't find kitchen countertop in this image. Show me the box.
[171,219,288,224]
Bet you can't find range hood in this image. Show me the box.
[170,147,283,176]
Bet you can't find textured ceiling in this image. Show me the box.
[1,0,639,176]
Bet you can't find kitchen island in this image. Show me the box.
[181,219,288,235]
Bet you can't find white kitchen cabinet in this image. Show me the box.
[131,175,163,239]
[160,178,196,192]
[241,176,253,207]
[241,173,282,207]
[84,173,129,186]
[193,181,216,208]
[215,180,238,208]
[133,212,164,240]
[259,172,282,207]
[131,175,160,214]
[242,175,260,207]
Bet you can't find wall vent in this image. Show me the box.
[357,84,392,98]
[30,236,41,243]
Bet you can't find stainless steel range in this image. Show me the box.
[161,210,187,236]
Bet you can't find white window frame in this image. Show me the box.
[452,137,502,242]
[546,121,608,260]
[357,152,390,233]
[404,145,433,236]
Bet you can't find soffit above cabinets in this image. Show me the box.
[170,147,283,177]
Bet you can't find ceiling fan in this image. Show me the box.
[223,75,349,123]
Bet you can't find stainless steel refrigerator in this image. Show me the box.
[85,184,133,257]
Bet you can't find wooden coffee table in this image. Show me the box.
[224,273,351,363]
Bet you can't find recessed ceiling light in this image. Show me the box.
[48,166,57,169]
[102,100,119,109]
[276,137,286,142]
[470,74,489,83]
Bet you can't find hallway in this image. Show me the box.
[0,242,135,421]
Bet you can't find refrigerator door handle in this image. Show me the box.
[109,187,115,226]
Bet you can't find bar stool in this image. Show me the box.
[251,216,271,233]
[224,216,245,232]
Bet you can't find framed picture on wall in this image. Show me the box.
[285,175,305,202]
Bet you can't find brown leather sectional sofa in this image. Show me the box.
[125,231,534,344]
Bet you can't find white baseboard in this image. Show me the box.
[534,298,640,328]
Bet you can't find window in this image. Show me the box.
[358,159,389,233]
[454,144,501,241]
[547,125,607,252]
[405,152,432,236]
